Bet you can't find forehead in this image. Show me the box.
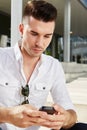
[23,16,55,34]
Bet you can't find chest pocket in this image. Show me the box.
[0,78,8,87]
[0,78,20,88]
[29,83,51,107]
[35,83,51,91]
[31,83,51,98]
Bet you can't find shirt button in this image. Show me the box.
[5,82,8,85]
[43,87,45,90]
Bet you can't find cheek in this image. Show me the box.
[45,38,52,47]
[44,42,50,50]
[23,33,28,41]
[24,36,37,49]
[26,34,36,43]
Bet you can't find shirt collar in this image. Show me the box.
[14,40,23,61]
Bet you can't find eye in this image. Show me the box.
[30,31,38,36]
[44,35,51,38]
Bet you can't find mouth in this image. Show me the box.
[33,48,43,52]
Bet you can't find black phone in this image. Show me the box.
[39,106,56,115]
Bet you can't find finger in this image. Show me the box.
[25,115,49,126]
[53,104,65,114]
[23,104,48,118]
[18,121,35,128]
[24,109,47,118]
[42,120,63,130]
[41,112,65,123]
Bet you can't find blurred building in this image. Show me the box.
[0,0,87,63]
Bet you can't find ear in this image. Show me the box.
[19,24,24,36]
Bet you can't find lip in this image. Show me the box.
[33,48,43,52]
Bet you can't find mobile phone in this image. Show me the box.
[39,106,56,115]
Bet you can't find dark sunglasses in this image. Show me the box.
[21,84,29,104]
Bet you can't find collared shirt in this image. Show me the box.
[0,43,74,130]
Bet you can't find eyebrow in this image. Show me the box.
[30,30,53,36]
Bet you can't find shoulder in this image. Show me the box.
[42,54,64,78]
[42,54,63,71]
[0,46,14,54]
[0,47,15,64]
[42,54,61,66]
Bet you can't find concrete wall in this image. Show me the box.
[61,62,87,82]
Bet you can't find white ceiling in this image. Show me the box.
[0,0,87,36]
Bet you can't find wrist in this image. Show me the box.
[63,122,75,129]
[62,110,76,129]
[0,107,11,123]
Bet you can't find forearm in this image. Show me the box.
[0,107,10,123]
[63,109,77,129]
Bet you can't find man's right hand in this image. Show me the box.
[0,104,48,128]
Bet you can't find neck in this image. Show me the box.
[20,46,40,64]
[19,47,41,82]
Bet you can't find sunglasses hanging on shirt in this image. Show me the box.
[21,84,29,104]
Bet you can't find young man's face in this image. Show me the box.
[19,16,55,57]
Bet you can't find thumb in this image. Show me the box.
[53,104,64,114]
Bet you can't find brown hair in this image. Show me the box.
[23,0,57,22]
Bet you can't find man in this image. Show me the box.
[0,0,77,130]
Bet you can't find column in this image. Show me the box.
[11,0,22,46]
[0,35,8,47]
[64,0,71,62]
[52,35,56,58]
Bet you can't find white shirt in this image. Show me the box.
[0,43,74,130]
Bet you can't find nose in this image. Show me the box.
[35,36,44,47]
